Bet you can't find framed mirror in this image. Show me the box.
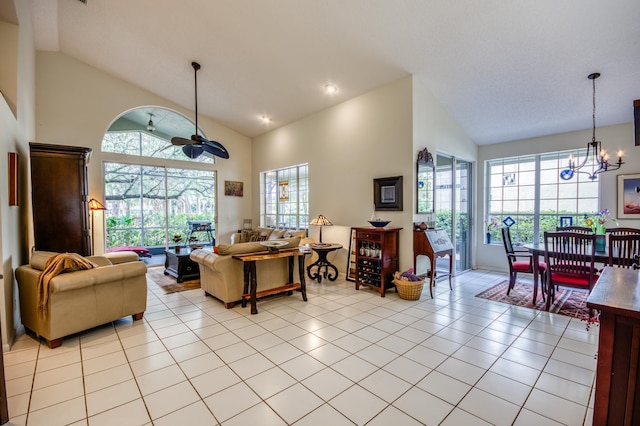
[417,147,434,214]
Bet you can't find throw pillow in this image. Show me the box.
[268,229,287,240]
[283,230,307,239]
[248,231,268,242]
[240,229,253,243]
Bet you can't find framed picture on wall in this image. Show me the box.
[617,174,640,218]
[224,181,243,197]
[374,176,403,211]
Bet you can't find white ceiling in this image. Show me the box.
[28,0,640,145]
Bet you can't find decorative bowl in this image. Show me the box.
[368,220,391,228]
[260,240,288,252]
[260,240,288,248]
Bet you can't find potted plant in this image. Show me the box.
[584,209,617,251]
[485,216,499,244]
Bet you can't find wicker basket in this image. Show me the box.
[393,278,424,300]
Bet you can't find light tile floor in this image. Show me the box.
[3,269,598,425]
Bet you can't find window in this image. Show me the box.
[260,164,309,230]
[102,125,216,252]
[102,131,213,163]
[487,150,599,245]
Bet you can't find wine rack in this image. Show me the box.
[353,227,401,297]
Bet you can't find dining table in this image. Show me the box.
[523,242,610,306]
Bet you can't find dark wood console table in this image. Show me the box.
[587,267,640,425]
[233,249,308,314]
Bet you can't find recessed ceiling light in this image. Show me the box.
[324,84,338,94]
[261,115,272,124]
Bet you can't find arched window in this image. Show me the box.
[102,107,217,255]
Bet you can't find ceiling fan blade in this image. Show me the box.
[182,145,204,158]
[171,136,197,146]
[173,61,230,159]
[202,140,230,159]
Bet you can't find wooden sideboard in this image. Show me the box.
[587,267,640,425]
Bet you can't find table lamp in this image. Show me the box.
[89,198,107,255]
[310,214,332,244]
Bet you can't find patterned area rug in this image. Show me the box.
[146,266,201,294]
[476,280,598,323]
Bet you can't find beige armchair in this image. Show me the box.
[16,251,147,348]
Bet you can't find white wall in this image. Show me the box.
[35,52,254,248]
[0,0,36,349]
[253,77,415,273]
[476,122,637,272]
[253,76,478,276]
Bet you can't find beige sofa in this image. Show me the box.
[190,236,310,308]
[230,227,307,244]
[16,250,147,348]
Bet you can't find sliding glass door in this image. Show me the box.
[435,154,473,273]
[104,162,216,252]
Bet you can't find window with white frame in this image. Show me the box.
[487,149,599,245]
[102,130,216,252]
[260,164,309,230]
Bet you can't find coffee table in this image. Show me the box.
[164,247,202,282]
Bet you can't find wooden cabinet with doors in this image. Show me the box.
[29,142,92,256]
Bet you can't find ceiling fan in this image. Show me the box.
[171,61,230,159]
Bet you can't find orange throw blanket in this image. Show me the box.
[37,253,97,315]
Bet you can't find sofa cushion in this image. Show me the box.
[284,230,307,239]
[30,251,61,271]
[268,229,287,240]
[217,237,301,256]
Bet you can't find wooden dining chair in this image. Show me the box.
[555,226,593,233]
[543,231,598,315]
[502,227,546,303]
[608,234,640,268]
[605,227,640,236]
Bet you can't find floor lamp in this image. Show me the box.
[88,198,107,255]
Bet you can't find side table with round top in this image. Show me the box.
[307,243,343,283]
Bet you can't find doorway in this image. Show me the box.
[435,154,473,273]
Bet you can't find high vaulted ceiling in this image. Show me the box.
[28,0,640,145]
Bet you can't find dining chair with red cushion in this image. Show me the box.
[605,227,640,236]
[502,227,546,303]
[543,231,598,315]
[608,233,640,268]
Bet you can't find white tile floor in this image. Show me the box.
[3,269,598,425]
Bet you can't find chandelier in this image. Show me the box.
[559,73,623,181]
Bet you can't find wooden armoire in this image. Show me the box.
[29,142,92,256]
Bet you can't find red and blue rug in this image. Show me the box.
[475,280,598,324]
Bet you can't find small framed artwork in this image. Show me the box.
[618,174,640,218]
[374,176,403,211]
[8,152,18,206]
[559,216,573,228]
[279,180,289,201]
[224,180,243,197]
